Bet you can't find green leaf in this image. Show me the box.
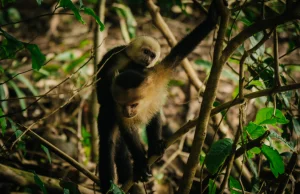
[1,0,15,7]
[33,171,47,194]
[8,81,27,117]
[36,0,43,5]
[195,59,212,69]
[247,147,261,159]
[254,108,289,125]
[108,181,125,194]
[63,188,70,194]
[261,144,284,178]
[229,176,242,194]
[0,108,7,135]
[205,138,233,175]
[59,0,85,24]
[59,180,80,194]
[41,145,51,164]
[248,80,265,88]
[24,44,46,70]
[269,131,294,151]
[243,122,266,140]
[82,7,105,31]
[208,179,216,194]
[0,28,24,59]
[16,74,39,96]
[292,118,300,136]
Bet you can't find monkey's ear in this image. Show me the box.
[114,70,146,89]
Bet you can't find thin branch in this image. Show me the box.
[0,160,99,193]
[0,58,54,86]
[273,28,281,87]
[0,12,73,27]
[178,1,229,193]
[0,55,93,119]
[220,1,300,66]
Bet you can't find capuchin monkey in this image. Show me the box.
[97,2,220,192]
[97,36,163,192]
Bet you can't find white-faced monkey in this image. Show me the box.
[97,3,219,192]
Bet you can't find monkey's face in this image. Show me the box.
[126,36,161,68]
[119,102,139,118]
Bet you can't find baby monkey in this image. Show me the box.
[97,36,165,193]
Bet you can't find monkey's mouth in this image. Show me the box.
[123,112,137,118]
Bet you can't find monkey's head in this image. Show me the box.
[126,36,161,68]
[111,70,147,118]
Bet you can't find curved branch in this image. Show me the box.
[220,1,300,65]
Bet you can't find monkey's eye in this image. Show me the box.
[150,53,156,59]
[143,49,150,55]
[130,103,139,108]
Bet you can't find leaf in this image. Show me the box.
[269,131,294,151]
[108,181,125,194]
[229,176,242,194]
[292,118,300,136]
[24,44,46,70]
[0,28,24,59]
[82,7,105,31]
[33,171,48,194]
[16,74,39,96]
[59,0,85,24]
[243,122,266,140]
[1,0,15,7]
[247,147,261,159]
[261,144,284,178]
[208,179,216,194]
[195,59,212,69]
[0,108,7,135]
[254,108,289,125]
[205,138,233,175]
[248,80,265,88]
[36,0,43,5]
[8,81,27,117]
[41,145,51,164]
[59,180,80,194]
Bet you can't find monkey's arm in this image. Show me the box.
[161,2,218,68]
[120,126,151,181]
[146,112,166,158]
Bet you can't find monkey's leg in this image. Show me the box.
[146,112,166,158]
[98,106,118,192]
[120,126,151,182]
[115,137,133,184]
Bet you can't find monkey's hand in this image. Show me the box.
[148,139,166,159]
[133,161,152,182]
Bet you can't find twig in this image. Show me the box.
[0,55,92,119]
[273,28,281,87]
[178,1,229,193]
[0,160,99,193]
[17,125,99,184]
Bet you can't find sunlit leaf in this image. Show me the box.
[243,122,266,140]
[254,108,289,125]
